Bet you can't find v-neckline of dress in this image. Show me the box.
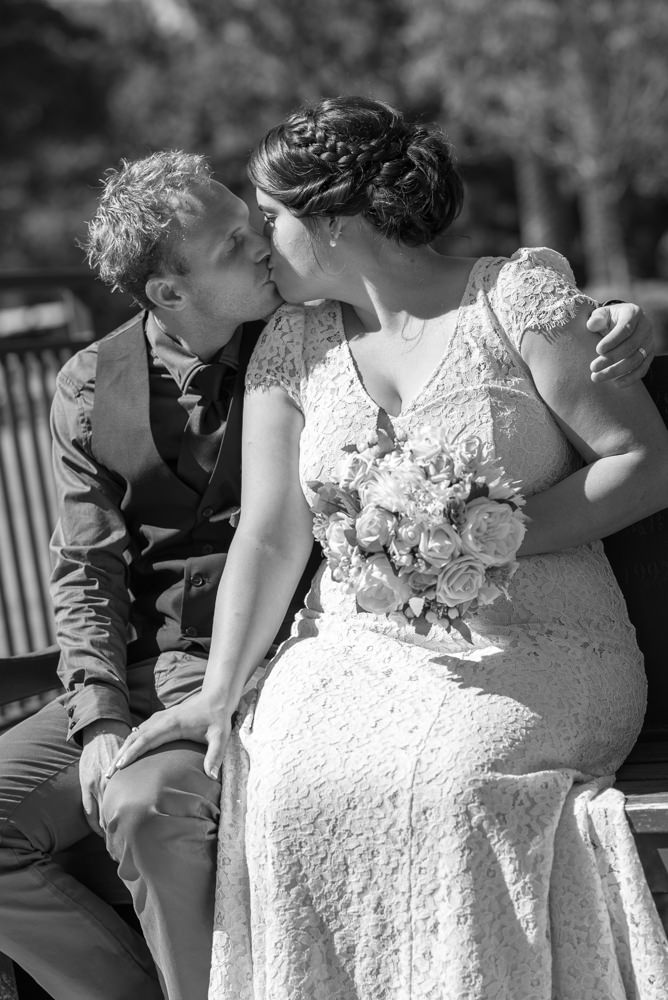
[334,257,480,419]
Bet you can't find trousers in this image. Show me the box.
[0,651,220,1000]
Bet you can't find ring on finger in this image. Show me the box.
[637,346,648,361]
[130,726,140,735]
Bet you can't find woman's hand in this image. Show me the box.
[105,691,232,781]
[587,302,654,385]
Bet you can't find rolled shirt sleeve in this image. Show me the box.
[49,352,134,741]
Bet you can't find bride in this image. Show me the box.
[115,96,668,998]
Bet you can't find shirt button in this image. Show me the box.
[201,543,214,555]
[191,574,205,588]
[184,626,198,637]
[201,506,214,518]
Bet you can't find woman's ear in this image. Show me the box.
[328,217,344,248]
[145,275,186,311]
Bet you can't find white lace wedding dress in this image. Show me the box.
[208,248,668,999]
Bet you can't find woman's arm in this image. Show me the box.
[203,385,314,708]
[107,384,314,778]
[518,302,668,556]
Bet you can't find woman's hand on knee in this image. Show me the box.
[106,693,232,781]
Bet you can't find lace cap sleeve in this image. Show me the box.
[492,247,595,354]
[245,304,306,409]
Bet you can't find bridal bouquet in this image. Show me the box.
[308,424,527,640]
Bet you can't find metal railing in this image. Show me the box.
[0,270,102,655]
[0,335,89,653]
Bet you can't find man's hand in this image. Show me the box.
[80,719,132,836]
[106,691,232,783]
[587,302,655,386]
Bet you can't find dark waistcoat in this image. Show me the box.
[90,313,264,661]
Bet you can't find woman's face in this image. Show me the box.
[255,189,332,303]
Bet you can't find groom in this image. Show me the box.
[0,150,653,1000]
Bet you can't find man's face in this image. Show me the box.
[169,181,282,333]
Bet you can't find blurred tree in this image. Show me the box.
[3,0,667,305]
[405,0,668,288]
[0,0,114,267]
[95,0,413,187]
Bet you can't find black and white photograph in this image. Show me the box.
[1,2,668,998]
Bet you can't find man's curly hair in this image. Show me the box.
[83,150,213,310]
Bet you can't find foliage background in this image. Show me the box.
[3,0,668,332]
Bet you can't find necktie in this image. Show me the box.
[178,361,238,490]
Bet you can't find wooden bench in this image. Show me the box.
[603,355,668,930]
[604,361,668,756]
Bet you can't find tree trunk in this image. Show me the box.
[561,0,632,293]
[514,151,569,253]
[577,177,631,294]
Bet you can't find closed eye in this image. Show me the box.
[215,230,240,257]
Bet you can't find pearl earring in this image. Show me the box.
[329,237,337,248]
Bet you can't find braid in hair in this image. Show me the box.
[248,96,463,246]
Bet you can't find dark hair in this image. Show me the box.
[83,150,212,309]
[248,96,464,246]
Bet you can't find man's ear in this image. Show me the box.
[145,275,187,312]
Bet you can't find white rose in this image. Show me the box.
[460,498,526,567]
[396,516,422,548]
[418,523,462,568]
[355,506,397,552]
[325,512,356,563]
[435,555,487,607]
[355,554,412,614]
[387,516,422,568]
[337,450,376,491]
[405,567,439,596]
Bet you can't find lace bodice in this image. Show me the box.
[246,247,632,642]
[247,248,590,500]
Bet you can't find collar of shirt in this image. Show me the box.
[144,312,241,394]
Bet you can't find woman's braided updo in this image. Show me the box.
[248,96,464,246]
